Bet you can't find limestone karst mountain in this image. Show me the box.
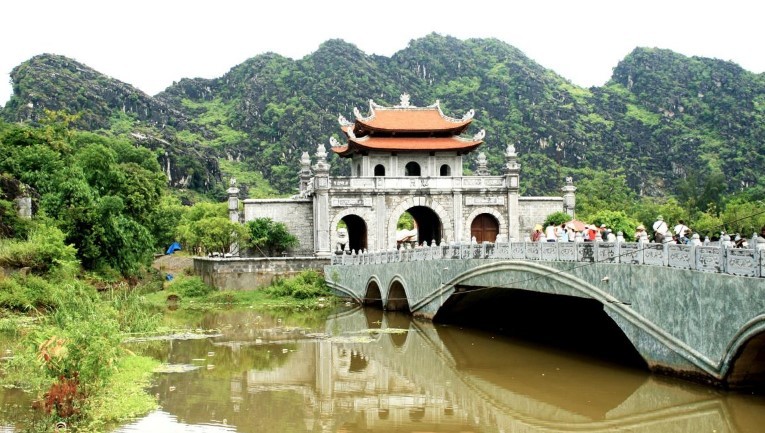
[3,34,764,199]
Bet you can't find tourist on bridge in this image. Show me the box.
[531,224,543,242]
[652,215,669,243]
[545,223,557,242]
[559,223,570,242]
[674,220,690,243]
[635,224,649,243]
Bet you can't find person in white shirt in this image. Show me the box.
[674,220,689,239]
[652,215,668,243]
[545,223,557,242]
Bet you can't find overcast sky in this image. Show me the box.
[1,0,763,106]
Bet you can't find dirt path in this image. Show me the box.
[152,254,193,276]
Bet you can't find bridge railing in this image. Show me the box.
[330,240,765,278]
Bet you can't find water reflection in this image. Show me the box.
[115,307,765,433]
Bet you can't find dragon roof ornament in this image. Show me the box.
[472,129,486,141]
[337,114,353,127]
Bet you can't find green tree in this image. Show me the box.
[571,168,636,221]
[195,217,249,256]
[543,211,572,227]
[720,200,765,237]
[245,218,298,256]
[588,210,641,241]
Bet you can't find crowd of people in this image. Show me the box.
[530,215,765,248]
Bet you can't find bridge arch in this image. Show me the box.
[331,209,373,253]
[465,207,505,243]
[386,276,411,312]
[425,261,653,367]
[720,315,765,389]
[364,277,384,309]
[387,197,453,250]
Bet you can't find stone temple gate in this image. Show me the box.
[241,95,576,257]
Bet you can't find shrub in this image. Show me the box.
[0,223,78,274]
[266,270,329,299]
[0,274,61,312]
[246,218,298,256]
[168,276,214,298]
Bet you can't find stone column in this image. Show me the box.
[375,193,386,251]
[562,176,577,217]
[452,190,463,243]
[475,152,490,176]
[504,143,521,241]
[313,144,332,257]
[227,178,240,223]
[298,151,313,195]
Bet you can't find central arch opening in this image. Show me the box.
[397,206,443,248]
[338,214,367,252]
[405,161,421,176]
[434,287,647,369]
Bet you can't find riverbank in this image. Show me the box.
[0,265,335,432]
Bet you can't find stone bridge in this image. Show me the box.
[324,241,765,388]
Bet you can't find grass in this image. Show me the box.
[80,355,160,432]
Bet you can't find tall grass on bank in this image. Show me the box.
[0,274,162,430]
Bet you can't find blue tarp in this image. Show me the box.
[166,242,182,255]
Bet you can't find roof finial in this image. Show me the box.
[399,93,411,107]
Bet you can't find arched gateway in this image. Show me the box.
[241,94,575,256]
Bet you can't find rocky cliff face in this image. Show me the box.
[2,54,221,192]
[4,54,191,130]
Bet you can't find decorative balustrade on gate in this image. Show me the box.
[330,240,765,278]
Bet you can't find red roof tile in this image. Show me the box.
[356,109,471,132]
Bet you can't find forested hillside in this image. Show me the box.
[3,34,764,207]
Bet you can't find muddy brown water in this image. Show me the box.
[3,306,764,432]
[116,307,765,433]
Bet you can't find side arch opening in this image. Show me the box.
[471,213,499,243]
[386,280,410,312]
[725,330,765,391]
[364,280,383,309]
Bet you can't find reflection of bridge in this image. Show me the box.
[325,242,765,388]
[245,309,754,432]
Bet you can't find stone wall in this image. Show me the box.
[518,197,565,240]
[243,199,314,255]
[194,257,330,290]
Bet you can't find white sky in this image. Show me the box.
[1,0,763,106]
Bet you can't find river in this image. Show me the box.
[104,306,765,432]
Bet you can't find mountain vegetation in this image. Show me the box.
[2,33,765,228]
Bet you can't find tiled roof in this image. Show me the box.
[356,108,471,132]
[347,98,475,133]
